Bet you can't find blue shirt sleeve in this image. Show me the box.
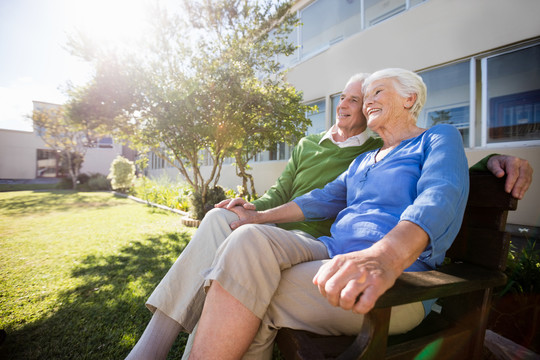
[293,170,349,221]
[400,125,470,266]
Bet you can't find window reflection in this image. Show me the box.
[487,45,540,143]
[306,99,326,135]
[418,61,471,145]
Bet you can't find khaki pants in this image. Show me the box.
[146,208,239,333]
[146,208,424,359]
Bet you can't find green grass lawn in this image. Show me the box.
[0,190,195,359]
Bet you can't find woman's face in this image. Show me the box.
[363,78,414,131]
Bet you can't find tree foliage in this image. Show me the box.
[31,106,96,189]
[66,0,312,203]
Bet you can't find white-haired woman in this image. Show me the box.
[188,68,470,359]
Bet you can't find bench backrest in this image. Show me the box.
[447,172,518,271]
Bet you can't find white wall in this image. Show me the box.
[0,128,126,180]
[81,144,124,176]
[0,129,45,179]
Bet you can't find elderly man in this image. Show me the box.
[126,73,533,360]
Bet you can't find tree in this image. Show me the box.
[430,110,452,125]
[31,106,96,189]
[66,0,312,204]
[183,0,313,197]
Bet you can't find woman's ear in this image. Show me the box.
[404,93,417,109]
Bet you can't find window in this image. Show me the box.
[484,44,540,144]
[97,137,113,148]
[418,61,471,146]
[295,0,427,63]
[37,149,59,178]
[331,93,341,126]
[306,99,327,135]
[300,0,361,58]
[269,142,289,161]
[365,0,406,27]
[416,42,540,147]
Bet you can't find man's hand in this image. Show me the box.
[226,206,261,230]
[312,250,398,315]
[215,197,256,210]
[214,198,258,229]
[487,155,533,199]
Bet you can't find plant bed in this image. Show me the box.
[181,217,201,228]
[488,293,540,353]
[488,233,540,354]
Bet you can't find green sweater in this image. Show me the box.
[252,133,382,238]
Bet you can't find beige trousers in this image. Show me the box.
[146,208,239,333]
[146,208,424,359]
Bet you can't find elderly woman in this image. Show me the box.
[188,68,470,359]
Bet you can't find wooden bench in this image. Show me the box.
[276,172,519,360]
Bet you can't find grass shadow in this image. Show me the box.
[0,191,127,217]
[1,231,191,359]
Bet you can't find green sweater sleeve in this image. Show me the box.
[470,153,499,172]
[251,145,299,211]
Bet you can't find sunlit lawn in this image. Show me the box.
[0,190,194,359]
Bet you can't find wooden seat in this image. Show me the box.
[276,172,519,360]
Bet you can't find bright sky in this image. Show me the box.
[0,0,152,132]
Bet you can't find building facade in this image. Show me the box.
[0,101,132,181]
[147,0,540,227]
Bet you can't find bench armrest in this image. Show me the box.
[374,262,507,309]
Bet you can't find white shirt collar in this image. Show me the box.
[319,125,370,148]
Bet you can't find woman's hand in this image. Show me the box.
[313,221,429,314]
[313,249,399,314]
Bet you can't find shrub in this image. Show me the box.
[88,173,111,191]
[189,186,227,220]
[501,238,540,295]
[132,176,191,212]
[77,173,91,185]
[56,177,73,189]
[108,156,136,193]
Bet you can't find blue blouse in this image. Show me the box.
[293,124,470,272]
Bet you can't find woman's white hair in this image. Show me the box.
[362,68,427,119]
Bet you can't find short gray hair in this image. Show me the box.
[345,73,371,88]
[362,68,427,119]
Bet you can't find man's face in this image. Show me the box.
[336,80,367,134]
